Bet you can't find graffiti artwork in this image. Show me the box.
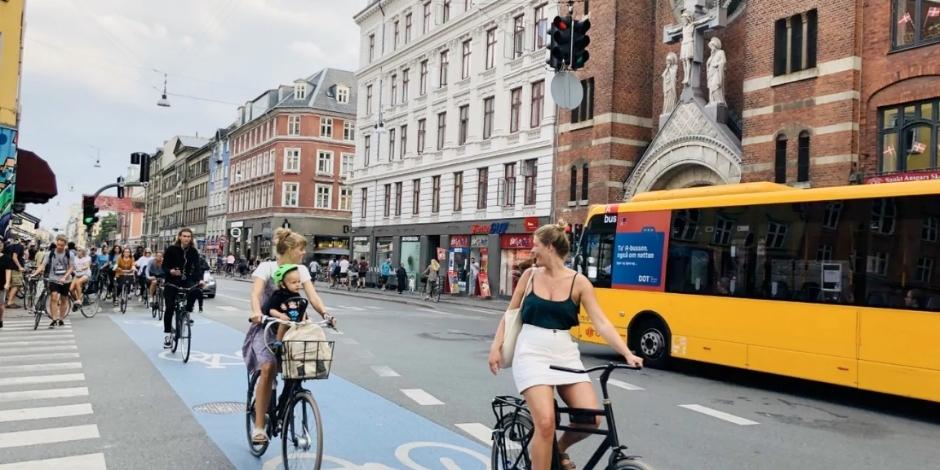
[0,126,17,236]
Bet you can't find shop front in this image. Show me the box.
[400,236,421,291]
[499,233,535,296]
[446,235,470,294]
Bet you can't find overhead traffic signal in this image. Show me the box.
[132,152,152,183]
[571,18,591,70]
[116,177,125,199]
[547,16,572,71]
[82,195,99,227]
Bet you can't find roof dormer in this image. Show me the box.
[294,80,308,100]
[335,85,350,104]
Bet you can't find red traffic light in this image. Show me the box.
[552,16,570,30]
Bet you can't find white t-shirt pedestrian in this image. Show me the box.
[134,256,153,275]
[339,259,350,274]
[73,256,92,278]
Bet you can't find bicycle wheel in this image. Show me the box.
[157,294,164,321]
[119,284,127,314]
[434,285,442,302]
[180,312,191,363]
[491,413,533,470]
[33,293,45,330]
[151,294,158,319]
[611,457,656,470]
[245,371,270,457]
[80,291,100,319]
[282,391,323,470]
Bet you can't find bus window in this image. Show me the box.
[579,214,616,288]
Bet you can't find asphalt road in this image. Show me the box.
[1,278,937,469]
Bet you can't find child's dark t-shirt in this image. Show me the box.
[263,289,308,321]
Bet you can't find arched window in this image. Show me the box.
[797,131,810,183]
[569,166,577,202]
[774,134,788,183]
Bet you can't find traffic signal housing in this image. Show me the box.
[116,177,125,199]
[82,195,99,227]
[571,19,591,70]
[547,15,572,71]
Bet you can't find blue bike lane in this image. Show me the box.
[112,316,489,469]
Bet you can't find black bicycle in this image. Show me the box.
[151,279,165,320]
[424,278,442,302]
[491,363,653,470]
[246,303,338,470]
[166,284,198,363]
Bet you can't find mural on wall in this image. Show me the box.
[0,127,17,236]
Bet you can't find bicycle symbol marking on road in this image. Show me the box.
[157,350,244,369]
[261,441,488,470]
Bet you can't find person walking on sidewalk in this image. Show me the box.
[396,263,408,294]
[423,259,440,300]
[0,240,14,328]
[4,237,25,309]
[468,257,480,297]
[357,256,369,289]
[380,257,393,290]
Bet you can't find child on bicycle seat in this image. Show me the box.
[265,264,308,347]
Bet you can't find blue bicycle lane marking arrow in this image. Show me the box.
[111,315,489,469]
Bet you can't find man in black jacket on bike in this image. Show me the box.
[161,228,204,349]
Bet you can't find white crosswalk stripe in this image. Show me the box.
[0,323,107,468]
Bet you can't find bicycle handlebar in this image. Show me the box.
[549,362,642,374]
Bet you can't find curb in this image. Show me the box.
[223,276,506,313]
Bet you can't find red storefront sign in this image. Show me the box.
[864,170,940,184]
[524,217,539,232]
[450,235,470,248]
[501,234,533,250]
[470,224,490,234]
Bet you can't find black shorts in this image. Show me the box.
[48,281,70,296]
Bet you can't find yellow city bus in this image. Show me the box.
[572,181,940,403]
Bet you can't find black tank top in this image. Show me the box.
[520,271,580,330]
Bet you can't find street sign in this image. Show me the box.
[230,227,242,238]
[551,71,583,110]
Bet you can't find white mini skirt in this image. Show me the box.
[512,324,590,393]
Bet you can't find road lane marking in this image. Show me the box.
[0,373,86,387]
[216,305,239,312]
[337,305,365,311]
[0,334,75,342]
[0,362,82,374]
[608,379,645,391]
[679,404,759,426]
[401,388,444,406]
[419,308,456,316]
[0,403,94,423]
[0,452,106,470]
[370,365,400,377]
[216,293,248,302]
[0,386,89,403]
[0,340,76,347]
[453,307,501,315]
[455,423,492,444]
[0,345,78,355]
[0,352,80,363]
[0,424,100,449]
[0,326,72,332]
[363,306,382,310]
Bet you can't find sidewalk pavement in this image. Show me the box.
[227,276,509,313]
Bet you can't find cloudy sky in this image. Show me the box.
[18,0,366,231]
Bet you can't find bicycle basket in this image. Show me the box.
[491,396,533,469]
[281,340,335,380]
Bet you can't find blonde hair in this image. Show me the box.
[273,228,307,257]
[534,221,571,258]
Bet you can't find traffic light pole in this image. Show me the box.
[84,180,148,237]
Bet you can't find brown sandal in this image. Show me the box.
[559,453,576,470]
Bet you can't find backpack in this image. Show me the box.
[44,250,71,277]
[282,323,333,379]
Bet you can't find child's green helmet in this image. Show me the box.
[272,264,299,285]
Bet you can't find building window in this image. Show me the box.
[295,83,306,100]
[419,60,429,95]
[879,98,939,173]
[530,80,544,128]
[581,163,589,201]
[437,112,447,150]
[366,85,373,114]
[503,162,517,206]
[388,127,397,161]
[340,187,352,211]
[894,0,940,49]
[395,182,403,216]
[867,251,889,276]
[423,1,432,33]
[569,166,578,202]
[523,159,537,205]
[513,15,525,58]
[432,175,441,213]
[401,69,410,102]
[509,87,523,133]
[773,9,817,76]
[774,134,787,183]
[534,4,548,48]
[341,153,354,177]
[924,216,939,242]
[344,121,355,141]
[391,74,398,106]
[284,148,301,173]
[317,150,333,175]
[477,167,488,209]
[320,117,333,138]
[393,20,400,49]
[282,182,299,207]
[461,39,472,79]
[369,33,375,62]
[797,131,810,183]
[570,78,595,123]
[337,87,349,104]
[823,201,843,229]
[485,28,497,69]
[483,96,495,139]
[384,183,391,217]
[439,50,449,87]
[360,188,368,219]
[288,115,301,136]
[443,0,451,23]
[458,105,470,145]
[766,221,789,249]
[417,118,426,153]
[454,171,463,212]
[400,124,408,157]
[916,256,935,283]
[364,134,371,166]
[713,216,734,246]
[316,184,332,209]
[871,198,897,235]
[405,13,413,43]
[413,179,421,215]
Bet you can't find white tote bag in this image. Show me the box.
[499,270,534,368]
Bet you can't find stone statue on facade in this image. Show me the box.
[679,13,695,85]
[706,37,726,105]
[662,52,679,113]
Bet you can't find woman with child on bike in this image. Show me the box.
[162,228,203,349]
[242,227,335,444]
[487,222,643,470]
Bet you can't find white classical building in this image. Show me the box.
[351,0,559,297]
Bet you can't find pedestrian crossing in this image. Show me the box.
[0,318,106,469]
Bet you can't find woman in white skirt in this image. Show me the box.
[488,223,643,470]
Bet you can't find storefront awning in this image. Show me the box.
[314,248,350,256]
[15,149,58,204]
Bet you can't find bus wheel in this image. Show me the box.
[632,318,670,368]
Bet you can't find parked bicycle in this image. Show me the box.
[246,306,339,470]
[491,362,653,470]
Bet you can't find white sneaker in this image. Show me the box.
[163,334,172,349]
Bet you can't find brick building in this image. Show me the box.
[554,0,940,226]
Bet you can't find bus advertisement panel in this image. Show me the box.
[612,211,670,291]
